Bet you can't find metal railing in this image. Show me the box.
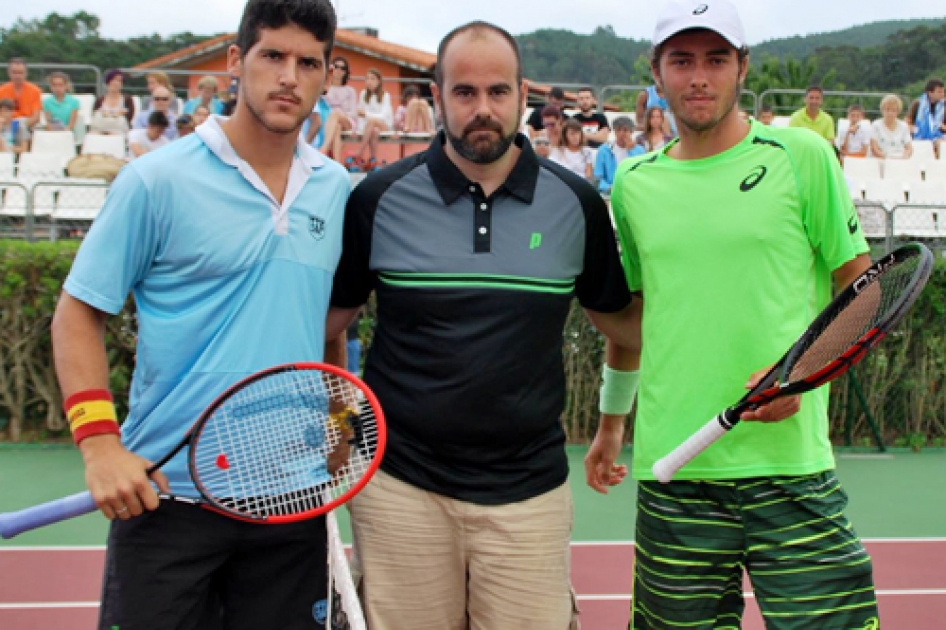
[759,88,915,119]
[0,63,104,96]
[0,179,110,243]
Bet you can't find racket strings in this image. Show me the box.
[191,370,380,519]
[788,255,922,382]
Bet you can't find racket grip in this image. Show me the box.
[652,412,735,483]
[0,491,97,539]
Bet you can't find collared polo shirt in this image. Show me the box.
[64,116,350,498]
[789,107,835,141]
[332,132,631,504]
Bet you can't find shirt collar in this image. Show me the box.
[196,115,325,171]
[426,131,539,205]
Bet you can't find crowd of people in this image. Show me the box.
[2,49,943,176]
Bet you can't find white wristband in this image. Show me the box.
[598,365,639,415]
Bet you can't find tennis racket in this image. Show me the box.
[0,362,386,539]
[652,242,933,483]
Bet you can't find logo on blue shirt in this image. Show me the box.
[309,216,326,240]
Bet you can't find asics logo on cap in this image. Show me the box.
[693,4,709,14]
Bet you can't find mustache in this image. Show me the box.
[462,118,503,135]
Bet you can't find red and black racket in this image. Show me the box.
[0,362,385,538]
[653,243,933,483]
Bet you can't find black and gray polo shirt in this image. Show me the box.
[331,132,631,505]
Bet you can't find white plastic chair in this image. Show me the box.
[924,160,946,182]
[908,181,946,205]
[81,133,127,160]
[843,158,881,182]
[0,153,14,179]
[883,159,924,183]
[863,178,906,206]
[30,130,78,158]
[16,153,66,178]
[912,140,937,164]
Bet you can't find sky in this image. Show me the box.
[5,0,946,55]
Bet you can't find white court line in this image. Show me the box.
[576,589,946,602]
[569,538,946,547]
[6,590,946,610]
[3,538,945,552]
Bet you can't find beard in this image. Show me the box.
[672,82,743,133]
[441,107,519,165]
[242,87,310,135]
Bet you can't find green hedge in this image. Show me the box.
[2,240,945,446]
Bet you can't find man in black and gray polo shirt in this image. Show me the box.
[326,20,637,630]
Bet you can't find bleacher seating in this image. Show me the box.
[843,158,882,181]
[925,160,946,182]
[912,140,937,163]
[0,153,14,179]
[908,181,946,205]
[883,159,925,184]
[863,178,906,206]
[16,153,67,178]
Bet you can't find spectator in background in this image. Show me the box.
[303,90,332,149]
[133,86,177,140]
[532,134,551,159]
[525,86,564,138]
[540,104,565,153]
[757,105,775,125]
[127,111,170,160]
[906,78,945,157]
[346,313,362,376]
[0,98,29,153]
[636,106,673,152]
[43,72,81,132]
[595,115,644,194]
[871,94,913,160]
[0,58,42,135]
[635,82,675,134]
[175,114,195,138]
[789,85,835,142]
[183,76,225,115]
[91,69,135,135]
[393,84,434,134]
[143,71,180,114]
[348,68,393,171]
[551,118,594,179]
[839,103,870,159]
[320,55,358,160]
[192,104,211,127]
[221,78,239,116]
[572,86,610,148]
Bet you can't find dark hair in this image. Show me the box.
[561,118,584,147]
[651,39,749,65]
[235,0,336,63]
[332,56,350,85]
[0,98,14,110]
[147,111,170,128]
[540,104,562,120]
[848,103,865,114]
[577,87,594,96]
[805,85,824,96]
[549,87,565,100]
[435,21,521,86]
[402,84,421,104]
[104,69,125,85]
[925,78,945,94]
[176,114,194,127]
[759,105,774,114]
[643,106,665,133]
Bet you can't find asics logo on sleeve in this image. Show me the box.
[739,166,768,192]
[693,4,709,14]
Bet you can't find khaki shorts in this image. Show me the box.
[349,470,580,630]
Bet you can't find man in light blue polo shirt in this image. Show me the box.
[50,1,348,628]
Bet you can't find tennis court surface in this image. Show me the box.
[2,446,945,629]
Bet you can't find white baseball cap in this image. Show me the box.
[652,0,746,49]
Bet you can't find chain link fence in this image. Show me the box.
[0,180,108,242]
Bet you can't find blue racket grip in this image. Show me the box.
[0,491,97,539]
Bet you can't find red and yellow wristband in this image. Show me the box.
[64,389,120,444]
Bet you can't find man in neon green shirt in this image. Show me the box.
[585,1,879,628]
[789,85,835,142]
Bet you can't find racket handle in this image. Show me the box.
[0,491,97,539]
[652,411,737,483]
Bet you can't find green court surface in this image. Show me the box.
[1,445,944,546]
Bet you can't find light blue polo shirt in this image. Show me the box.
[64,116,350,498]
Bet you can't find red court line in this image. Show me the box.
[2,540,945,629]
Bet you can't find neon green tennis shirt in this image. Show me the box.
[611,120,869,481]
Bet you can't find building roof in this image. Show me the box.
[135,29,436,73]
